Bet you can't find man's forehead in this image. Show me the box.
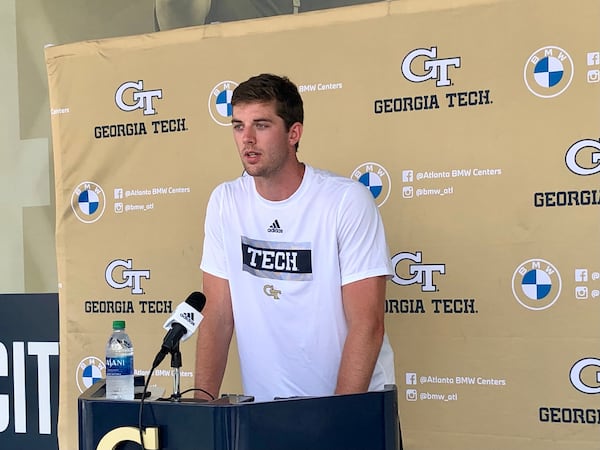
[232,101,279,119]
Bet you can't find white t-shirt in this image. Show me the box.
[201,164,395,401]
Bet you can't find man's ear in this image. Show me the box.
[288,122,303,147]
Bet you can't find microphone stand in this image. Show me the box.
[169,342,182,402]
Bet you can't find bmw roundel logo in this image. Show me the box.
[351,162,392,207]
[71,181,106,223]
[76,356,105,393]
[208,80,239,126]
[523,46,574,98]
[512,258,562,310]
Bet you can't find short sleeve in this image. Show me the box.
[336,182,393,285]
[200,186,229,279]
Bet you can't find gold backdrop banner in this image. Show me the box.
[46,0,600,449]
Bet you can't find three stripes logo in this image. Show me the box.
[180,311,195,326]
[267,219,283,233]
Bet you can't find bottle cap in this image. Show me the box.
[112,320,125,330]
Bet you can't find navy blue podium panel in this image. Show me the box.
[79,381,401,450]
[0,293,59,450]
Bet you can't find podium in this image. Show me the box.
[79,381,401,450]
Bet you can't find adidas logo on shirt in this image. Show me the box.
[267,219,283,233]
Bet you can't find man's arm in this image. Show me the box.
[335,275,386,394]
[194,271,234,400]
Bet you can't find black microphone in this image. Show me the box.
[152,292,206,368]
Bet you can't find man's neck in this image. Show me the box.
[254,161,305,201]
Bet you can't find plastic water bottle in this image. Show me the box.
[105,320,134,400]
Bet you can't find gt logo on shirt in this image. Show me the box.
[263,285,282,300]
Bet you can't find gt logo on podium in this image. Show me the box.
[97,426,159,450]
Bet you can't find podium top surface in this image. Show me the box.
[79,381,401,450]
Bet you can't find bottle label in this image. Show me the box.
[106,355,134,376]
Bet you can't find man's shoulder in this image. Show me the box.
[308,165,372,201]
[211,172,252,195]
[308,165,358,189]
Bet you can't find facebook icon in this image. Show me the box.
[405,373,417,385]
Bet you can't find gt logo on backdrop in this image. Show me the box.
[401,47,461,87]
[570,357,600,394]
[391,251,446,292]
[71,181,106,224]
[115,81,162,115]
[523,46,574,98]
[105,259,150,294]
[565,139,600,175]
[208,80,238,126]
[512,259,562,310]
[538,358,600,424]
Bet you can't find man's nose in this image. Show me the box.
[242,129,255,144]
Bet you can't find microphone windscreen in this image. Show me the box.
[186,291,206,312]
[162,292,206,341]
